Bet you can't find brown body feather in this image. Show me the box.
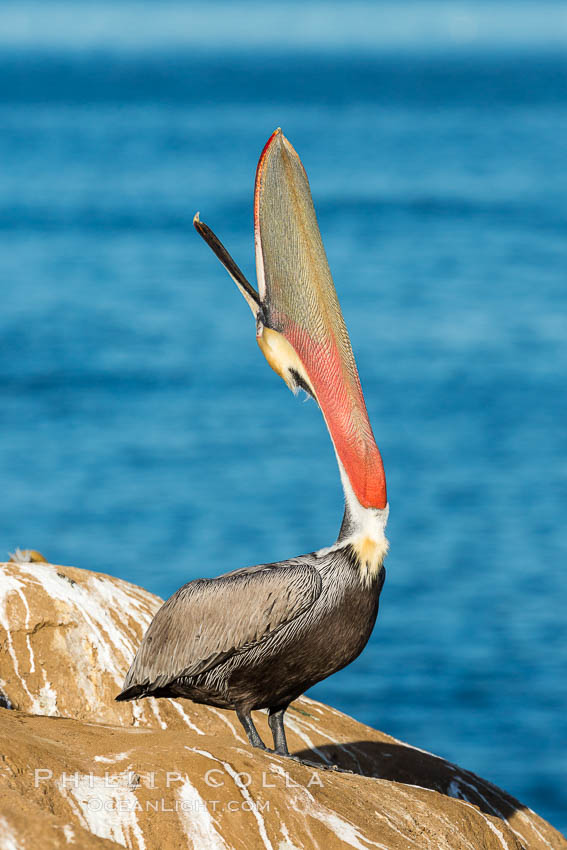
[117,546,385,713]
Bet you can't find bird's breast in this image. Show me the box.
[312,562,384,664]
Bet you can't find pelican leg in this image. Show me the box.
[236,708,266,750]
[268,707,289,756]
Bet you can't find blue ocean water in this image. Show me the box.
[1,0,566,834]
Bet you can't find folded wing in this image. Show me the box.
[118,562,322,696]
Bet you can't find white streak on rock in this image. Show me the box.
[387,733,549,850]
[373,809,420,846]
[62,824,75,843]
[297,697,324,714]
[447,779,467,800]
[520,811,554,850]
[38,680,58,715]
[131,701,145,727]
[187,747,274,850]
[148,699,167,730]
[177,777,228,849]
[394,785,478,850]
[279,822,303,849]
[14,586,35,673]
[57,783,90,831]
[292,716,335,743]
[0,570,37,708]
[385,729,549,850]
[10,563,159,692]
[291,715,363,773]
[57,773,146,850]
[458,800,514,850]
[448,775,501,814]
[94,752,131,764]
[269,764,386,850]
[0,816,20,850]
[303,701,350,721]
[2,576,59,715]
[448,773,537,847]
[206,706,245,743]
[385,738,549,850]
[12,564,129,683]
[471,777,555,850]
[284,716,332,765]
[171,700,205,735]
[310,809,387,850]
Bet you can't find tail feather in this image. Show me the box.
[115,684,148,702]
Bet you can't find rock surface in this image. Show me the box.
[1,558,565,850]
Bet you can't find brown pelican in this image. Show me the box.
[116,129,389,757]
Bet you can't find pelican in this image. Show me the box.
[116,129,389,757]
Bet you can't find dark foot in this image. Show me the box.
[291,756,354,773]
[236,708,266,750]
[268,706,290,755]
[263,750,352,772]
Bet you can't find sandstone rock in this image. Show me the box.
[0,557,200,732]
[0,559,564,849]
